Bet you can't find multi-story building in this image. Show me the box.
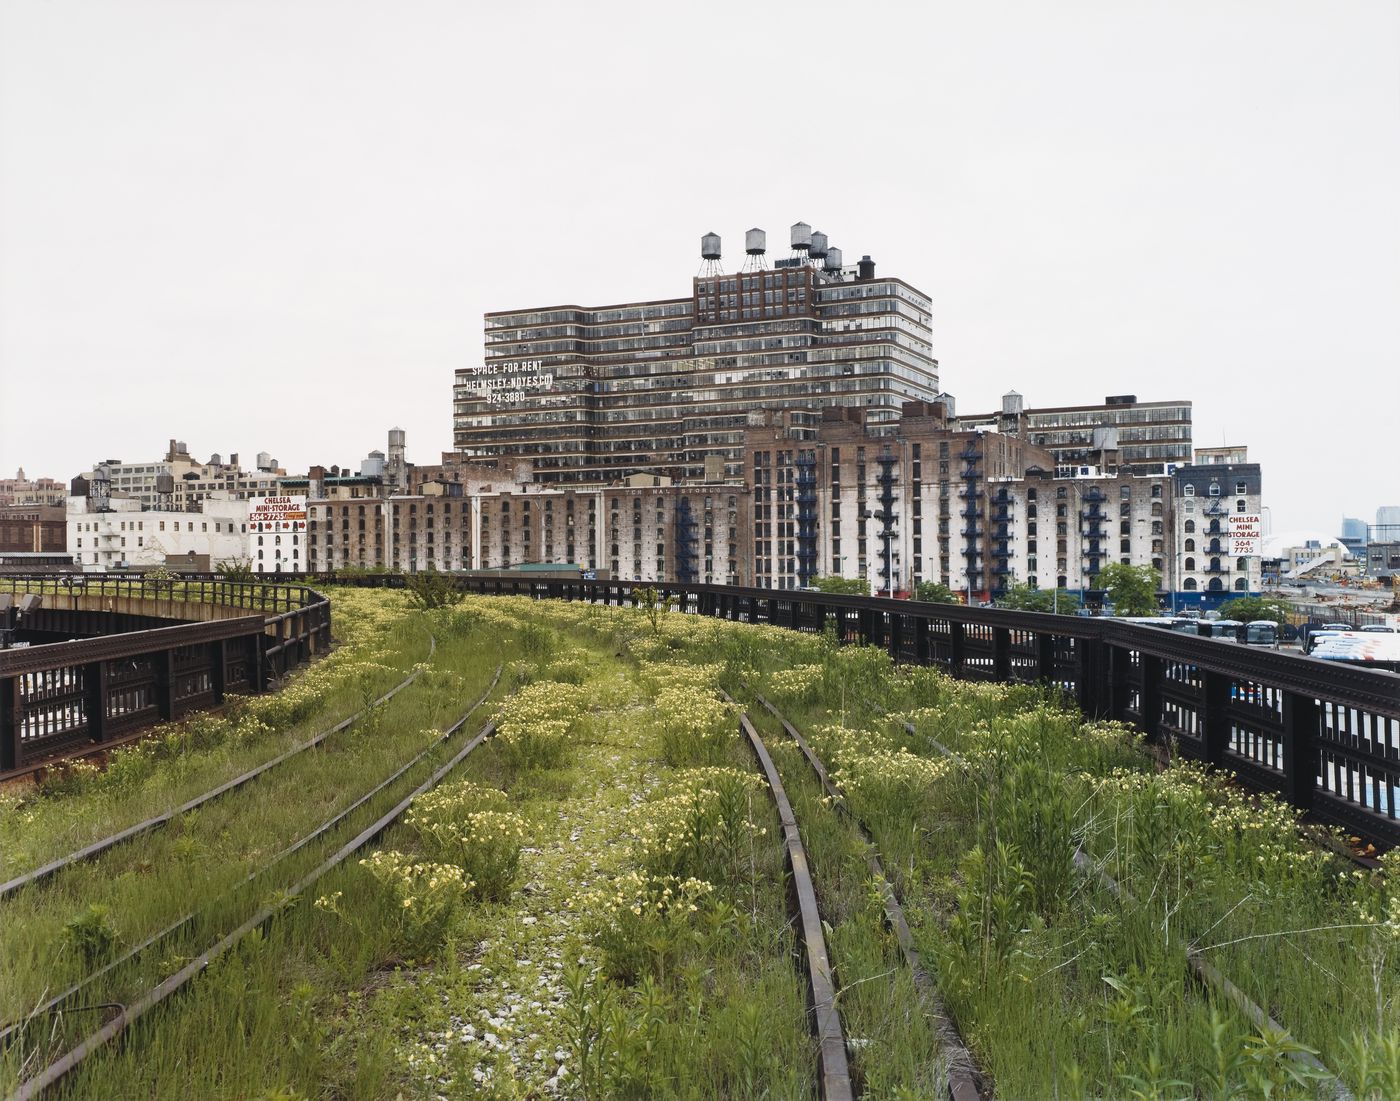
[1169,449,1263,600]
[67,493,251,571]
[950,391,1194,469]
[80,441,284,510]
[0,504,67,553]
[306,476,750,584]
[453,225,937,484]
[0,469,66,507]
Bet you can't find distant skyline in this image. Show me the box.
[2,0,1397,533]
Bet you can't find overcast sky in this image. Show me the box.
[2,0,1396,534]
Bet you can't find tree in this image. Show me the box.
[996,582,1079,614]
[1095,563,1161,616]
[808,576,871,596]
[404,566,464,610]
[913,581,960,604]
[215,558,255,583]
[1217,594,1292,626]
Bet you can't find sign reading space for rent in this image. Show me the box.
[1228,514,1261,556]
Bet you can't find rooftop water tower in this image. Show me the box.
[699,231,722,276]
[743,227,768,272]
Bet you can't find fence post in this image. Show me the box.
[0,675,19,771]
[949,621,966,678]
[1076,637,1106,718]
[211,640,227,704]
[992,627,1010,682]
[1036,632,1056,686]
[1138,654,1162,741]
[1108,645,1132,721]
[1200,670,1231,765]
[888,611,903,662]
[155,649,176,721]
[84,662,108,743]
[914,617,931,666]
[1281,690,1318,810]
[250,633,267,694]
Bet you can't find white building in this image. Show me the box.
[82,440,283,511]
[248,496,307,574]
[67,495,251,571]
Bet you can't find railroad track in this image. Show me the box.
[882,707,1356,1101]
[719,689,854,1101]
[746,687,986,1101]
[0,663,502,1053]
[0,635,437,902]
[3,675,509,1101]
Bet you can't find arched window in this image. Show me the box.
[1184,539,1195,552]
[1208,577,1223,591]
[257,535,264,546]
[1234,578,1247,590]
[1184,578,1197,591]
[1236,557,1247,571]
[1184,557,1195,571]
[1057,487,1067,499]
[1236,500,1246,513]
[1210,557,1221,572]
[1184,520,1195,533]
[1184,485,1195,497]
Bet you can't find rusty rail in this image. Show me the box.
[749,688,985,1101]
[4,702,503,1101]
[720,692,852,1101]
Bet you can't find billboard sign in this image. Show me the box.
[249,495,307,532]
[1228,513,1262,556]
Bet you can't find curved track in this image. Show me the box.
[0,635,436,901]
[719,690,853,1101]
[4,683,505,1101]
[749,688,985,1101]
[0,663,502,1051]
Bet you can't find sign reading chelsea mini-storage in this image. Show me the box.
[249,495,307,528]
[248,495,307,574]
[1228,514,1262,556]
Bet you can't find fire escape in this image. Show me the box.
[958,439,983,598]
[1080,486,1107,584]
[795,452,818,587]
[674,497,699,584]
[874,451,899,595]
[990,486,1014,596]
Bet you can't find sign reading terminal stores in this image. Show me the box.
[462,359,556,406]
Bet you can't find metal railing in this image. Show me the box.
[0,577,331,775]
[320,572,1400,847]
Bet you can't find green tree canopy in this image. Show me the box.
[996,582,1079,614]
[1217,594,1292,626]
[913,581,960,604]
[808,576,871,596]
[1094,563,1161,616]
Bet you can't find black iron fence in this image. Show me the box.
[325,573,1400,847]
[0,577,331,775]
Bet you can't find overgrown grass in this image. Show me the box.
[6,593,1396,1100]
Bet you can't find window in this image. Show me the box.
[1184,557,1195,571]
[1185,538,1195,552]
[1184,520,1195,534]
[1236,557,1248,571]
[1183,577,1197,590]
[1183,485,1195,497]
[1236,500,1246,513]
[1235,481,1247,495]
[1234,578,1247,590]
[1208,483,1221,497]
